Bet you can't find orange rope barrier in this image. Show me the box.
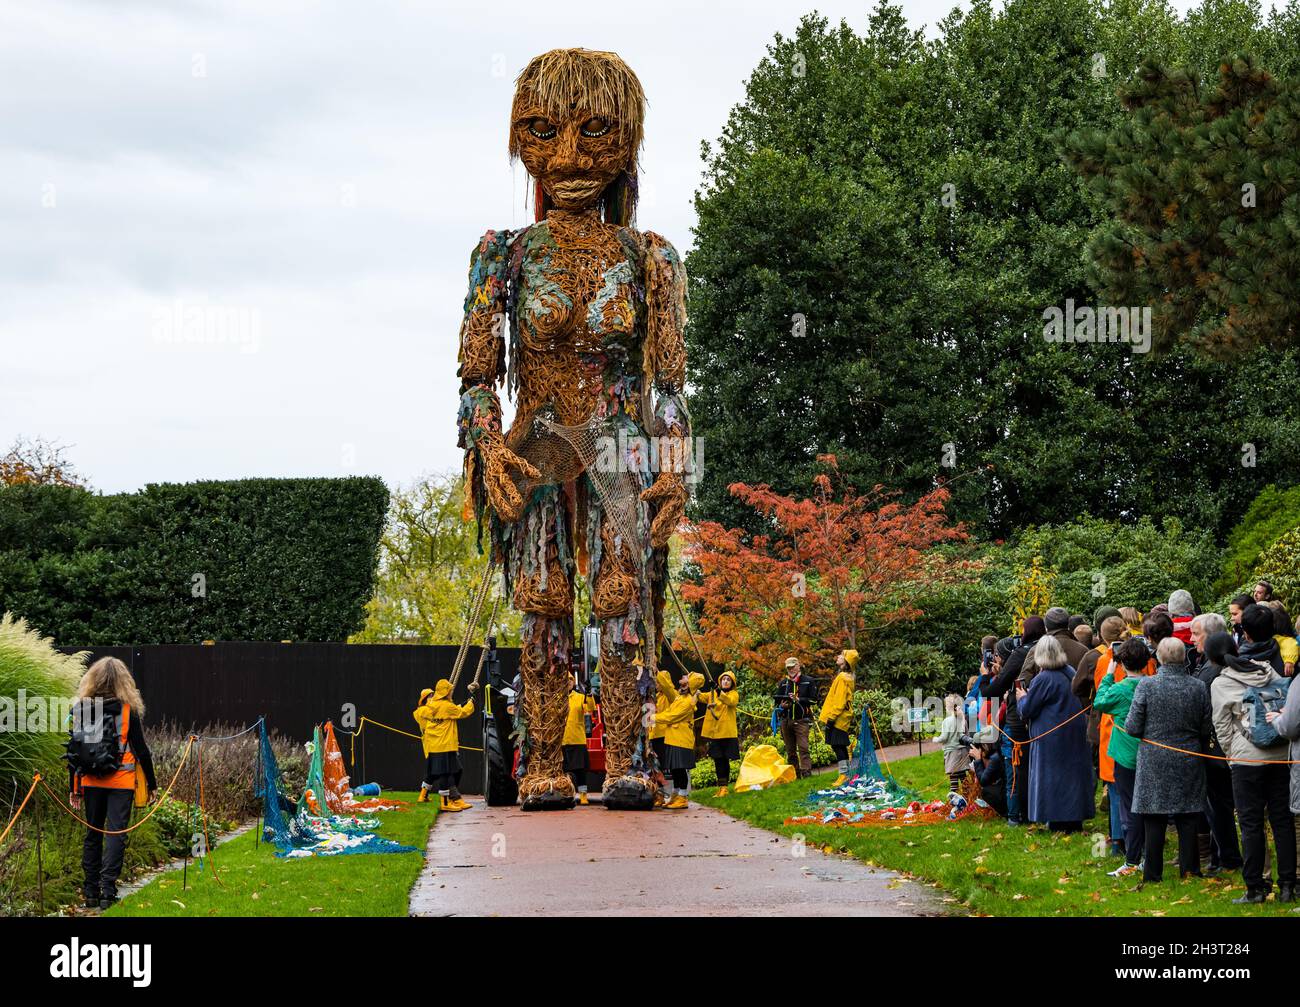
[38,734,196,835]
[0,774,40,846]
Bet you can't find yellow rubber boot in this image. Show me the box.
[417,787,429,803]
[714,786,728,797]
[653,791,666,808]
[831,774,848,788]
[664,794,689,810]
[439,795,463,813]
[579,792,589,806]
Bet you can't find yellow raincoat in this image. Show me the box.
[819,671,855,733]
[734,744,796,792]
[650,676,677,740]
[563,691,597,747]
[655,671,703,749]
[413,679,474,755]
[700,684,739,740]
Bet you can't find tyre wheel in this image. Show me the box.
[484,716,518,806]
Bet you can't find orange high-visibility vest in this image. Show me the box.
[1095,653,1155,782]
[79,703,137,791]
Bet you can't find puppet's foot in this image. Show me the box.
[602,774,656,811]
[519,773,576,811]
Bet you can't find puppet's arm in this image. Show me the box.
[639,232,690,548]
[457,229,538,524]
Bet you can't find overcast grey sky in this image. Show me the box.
[2,0,1197,494]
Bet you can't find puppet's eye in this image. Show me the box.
[580,117,611,138]
[528,118,557,139]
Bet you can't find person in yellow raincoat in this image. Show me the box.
[413,678,477,812]
[700,670,740,797]
[563,675,598,806]
[656,670,704,809]
[650,674,673,807]
[819,649,858,786]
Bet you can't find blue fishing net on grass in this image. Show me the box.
[256,723,415,858]
[804,708,918,813]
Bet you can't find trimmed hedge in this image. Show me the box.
[0,478,388,645]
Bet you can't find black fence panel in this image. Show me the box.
[60,643,520,795]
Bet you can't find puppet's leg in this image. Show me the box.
[512,492,578,810]
[592,520,658,810]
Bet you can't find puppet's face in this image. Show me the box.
[512,106,632,211]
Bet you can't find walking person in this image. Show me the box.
[1194,627,1244,874]
[563,676,597,806]
[1123,638,1212,882]
[1015,635,1094,831]
[775,657,816,778]
[819,650,858,787]
[700,670,740,796]
[657,670,704,809]
[68,657,156,910]
[413,678,478,812]
[1211,603,1296,903]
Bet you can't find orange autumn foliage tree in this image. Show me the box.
[679,458,974,679]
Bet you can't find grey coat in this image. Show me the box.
[1124,664,1212,815]
[1268,676,1300,813]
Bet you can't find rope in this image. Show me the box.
[196,718,264,742]
[0,774,39,846]
[667,577,715,686]
[1111,723,1300,764]
[356,715,483,753]
[39,734,197,835]
[450,561,497,688]
[469,594,502,690]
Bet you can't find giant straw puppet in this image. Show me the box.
[456,49,689,810]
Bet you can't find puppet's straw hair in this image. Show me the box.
[509,48,646,161]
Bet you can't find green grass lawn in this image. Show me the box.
[108,792,436,918]
[694,752,1300,917]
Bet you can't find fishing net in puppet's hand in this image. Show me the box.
[320,721,406,813]
[257,723,415,858]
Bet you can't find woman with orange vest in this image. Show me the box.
[68,657,156,910]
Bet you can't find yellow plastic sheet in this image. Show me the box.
[733,744,796,792]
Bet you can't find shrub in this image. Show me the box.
[0,613,86,806]
[0,478,388,645]
[1252,528,1300,613]
[1218,484,1300,595]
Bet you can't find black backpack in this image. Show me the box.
[64,699,126,776]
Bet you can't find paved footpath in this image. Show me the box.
[409,797,938,917]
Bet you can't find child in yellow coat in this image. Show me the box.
[700,671,740,796]
[656,670,704,809]
[819,649,858,786]
[413,679,477,812]
[563,676,598,806]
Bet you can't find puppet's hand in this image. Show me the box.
[481,436,540,523]
[640,471,686,548]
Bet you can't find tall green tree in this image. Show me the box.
[687,0,1300,539]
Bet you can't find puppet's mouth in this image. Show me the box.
[548,177,604,202]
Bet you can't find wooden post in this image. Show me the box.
[34,782,45,915]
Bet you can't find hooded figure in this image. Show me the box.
[700,670,740,796]
[413,679,476,811]
[563,679,598,805]
[656,670,704,809]
[820,649,858,786]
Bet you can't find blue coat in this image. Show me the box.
[1017,666,1096,823]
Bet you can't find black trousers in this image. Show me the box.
[1142,812,1201,882]
[1231,763,1297,891]
[713,756,730,786]
[82,786,133,899]
[1204,761,1243,869]
[671,768,689,789]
